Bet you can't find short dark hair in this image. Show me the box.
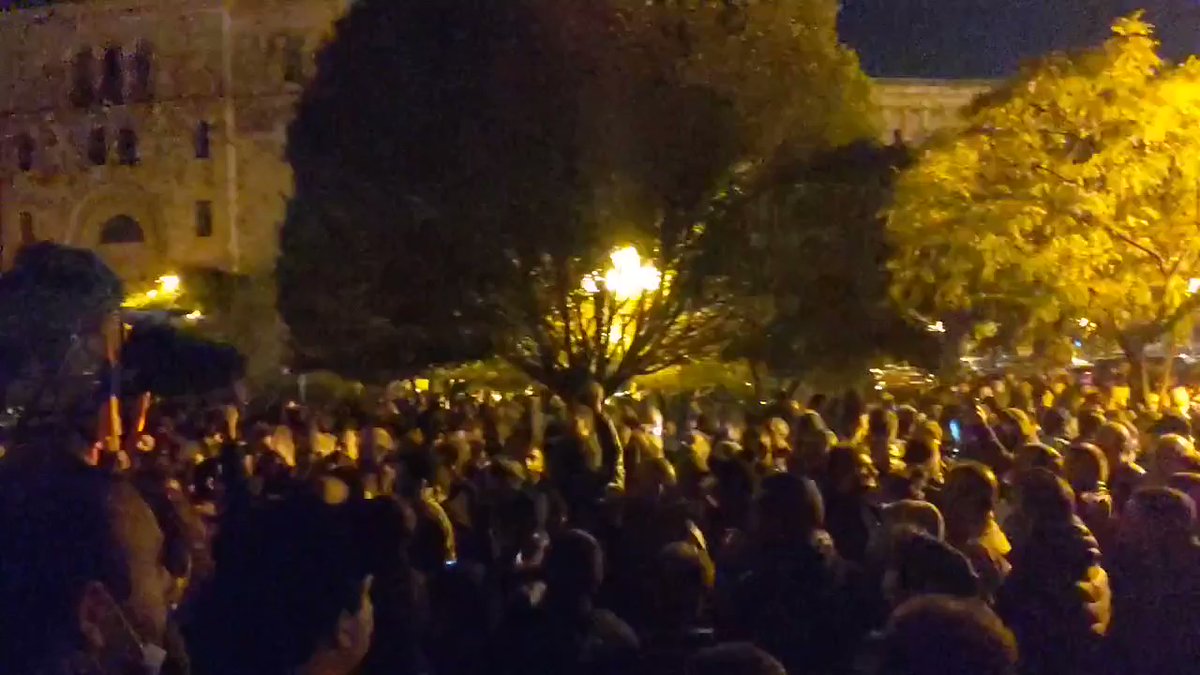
[880,596,1017,675]
[189,495,370,674]
[687,642,787,675]
[0,466,135,671]
[890,528,979,600]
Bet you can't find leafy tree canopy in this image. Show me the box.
[889,14,1200,378]
[281,0,876,393]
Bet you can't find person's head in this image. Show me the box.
[895,405,919,440]
[1011,468,1075,533]
[652,542,715,626]
[186,495,374,675]
[1152,412,1193,439]
[994,408,1036,451]
[883,529,980,608]
[941,462,999,542]
[1118,487,1197,559]
[882,500,945,541]
[1152,434,1200,483]
[826,444,879,496]
[1064,442,1108,494]
[545,529,604,603]
[753,473,824,544]
[1166,473,1200,524]
[1039,407,1073,440]
[1094,421,1134,465]
[687,642,787,675]
[879,596,1017,675]
[1012,443,1063,478]
[902,438,942,483]
[0,467,172,674]
[1077,409,1108,441]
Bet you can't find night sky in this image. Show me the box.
[840,0,1200,79]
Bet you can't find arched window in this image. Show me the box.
[99,47,124,105]
[131,41,153,102]
[70,48,96,108]
[98,215,144,245]
[15,134,34,172]
[195,121,211,159]
[87,127,107,165]
[117,128,138,165]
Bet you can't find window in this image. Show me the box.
[16,134,34,172]
[195,200,213,237]
[99,215,144,245]
[19,212,34,247]
[70,48,96,108]
[283,36,305,84]
[195,121,211,159]
[99,47,124,105]
[131,41,153,102]
[87,127,107,165]
[117,128,138,165]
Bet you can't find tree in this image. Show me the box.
[0,243,122,406]
[738,141,940,388]
[888,14,1200,396]
[280,0,876,394]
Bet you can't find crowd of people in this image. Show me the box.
[2,374,1200,675]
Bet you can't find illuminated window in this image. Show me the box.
[16,134,34,171]
[99,215,144,245]
[117,128,138,165]
[87,127,107,165]
[195,200,213,237]
[70,48,96,108]
[195,121,211,159]
[19,212,34,246]
[99,47,124,105]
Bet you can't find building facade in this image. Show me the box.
[874,77,996,146]
[0,0,349,281]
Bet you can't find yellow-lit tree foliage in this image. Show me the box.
[889,15,1200,388]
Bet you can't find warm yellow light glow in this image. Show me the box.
[1078,317,1092,328]
[601,246,661,300]
[158,274,181,295]
[927,321,946,333]
[184,310,204,322]
[581,275,600,294]
[1189,278,1200,295]
[146,289,160,300]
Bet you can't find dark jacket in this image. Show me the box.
[1107,542,1200,675]
[996,517,1110,675]
[719,533,871,675]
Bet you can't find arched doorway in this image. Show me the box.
[98,214,145,245]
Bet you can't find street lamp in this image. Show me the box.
[581,246,661,301]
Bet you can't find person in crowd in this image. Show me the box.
[822,444,882,563]
[721,473,869,675]
[1093,421,1145,513]
[499,529,639,675]
[865,408,903,478]
[996,469,1109,675]
[939,462,1010,597]
[1064,442,1114,551]
[186,495,375,675]
[876,596,1018,675]
[638,543,718,675]
[881,527,979,608]
[1107,488,1200,674]
[1148,433,1200,486]
[0,468,175,675]
[1039,407,1074,451]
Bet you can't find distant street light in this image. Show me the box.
[581,246,661,301]
[1189,278,1200,295]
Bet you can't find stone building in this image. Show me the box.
[0,0,349,281]
[874,77,996,146]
